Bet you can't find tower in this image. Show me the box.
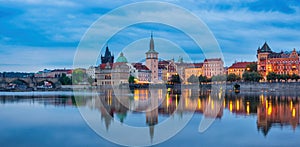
[257,42,272,78]
[146,33,159,82]
[101,45,114,64]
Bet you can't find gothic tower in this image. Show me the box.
[146,33,159,82]
[101,45,114,64]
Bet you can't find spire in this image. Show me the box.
[149,32,154,51]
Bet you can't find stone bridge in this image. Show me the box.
[0,77,61,89]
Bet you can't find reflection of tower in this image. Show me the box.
[146,33,159,82]
[146,89,159,141]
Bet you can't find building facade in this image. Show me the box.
[184,63,203,83]
[203,58,224,78]
[228,62,254,78]
[257,42,300,79]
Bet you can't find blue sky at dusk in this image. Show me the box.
[1,0,300,72]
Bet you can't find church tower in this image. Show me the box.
[146,33,159,82]
[101,45,114,64]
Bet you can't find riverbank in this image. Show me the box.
[2,82,300,93]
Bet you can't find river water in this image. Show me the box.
[0,89,300,146]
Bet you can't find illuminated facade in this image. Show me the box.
[228,62,254,78]
[257,42,300,79]
[184,63,203,83]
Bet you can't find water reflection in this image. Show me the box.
[1,90,300,138]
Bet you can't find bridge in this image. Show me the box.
[0,77,61,90]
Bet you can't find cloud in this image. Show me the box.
[0,0,300,71]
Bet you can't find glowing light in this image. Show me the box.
[292,108,296,118]
[198,99,201,109]
[166,94,170,108]
[211,100,214,110]
[267,106,272,116]
[229,101,233,112]
[290,101,293,110]
[134,90,139,101]
[223,100,226,109]
[236,100,240,111]
[246,102,250,115]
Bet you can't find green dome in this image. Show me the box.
[116,52,128,63]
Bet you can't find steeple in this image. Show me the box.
[149,32,155,51]
[146,32,158,54]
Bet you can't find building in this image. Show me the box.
[101,45,114,64]
[131,63,151,84]
[145,33,159,83]
[203,58,224,78]
[184,63,203,83]
[35,69,72,78]
[86,66,96,79]
[228,62,254,78]
[96,63,113,86]
[112,52,130,85]
[257,42,300,79]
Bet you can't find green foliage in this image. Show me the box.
[212,75,227,82]
[243,71,262,82]
[59,73,72,85]
[198,75,210,83]
[227,73,241,82]
[72,69,86,84]
[291,74,300,81]
[128,75,135,84]
[187,74,199,84]
[266,72,277,82]
[87,76,95,85]
[170,74,181,84]
[267,72,300,82]
[245,62,257,72]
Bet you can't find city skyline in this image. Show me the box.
[1,0,300,72]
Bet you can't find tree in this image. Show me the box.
[198,75,209,83]
[266,72,277,82]
[59,73,72,85]
[245,62,257,72]
[128,75,135,84]
[170,74,181,84]
[72,69,86,84]
[227,73,240,82]
[187,74,199,84]
[291,74,300,81]
[212,75,226,82]
[243,71,262,82]
[87,76,95,85]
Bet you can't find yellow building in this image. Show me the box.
[228,62,254,78]
[184,63,203,83]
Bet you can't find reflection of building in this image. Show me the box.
[146,33,159,83]
[228,62,254,78]
[203,58,224,78]
[257,98,300,136]
[257,42,300,79]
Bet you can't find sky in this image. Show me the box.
[1,0,300,72]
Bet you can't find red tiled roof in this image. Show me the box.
[229,62,253,69]
[204,58,222,62]
[193,63,203,68]
[99,63,113,70]
[133,63,150,70]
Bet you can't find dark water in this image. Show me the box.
[0,90,300,146]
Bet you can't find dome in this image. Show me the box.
[116,52,128,63]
